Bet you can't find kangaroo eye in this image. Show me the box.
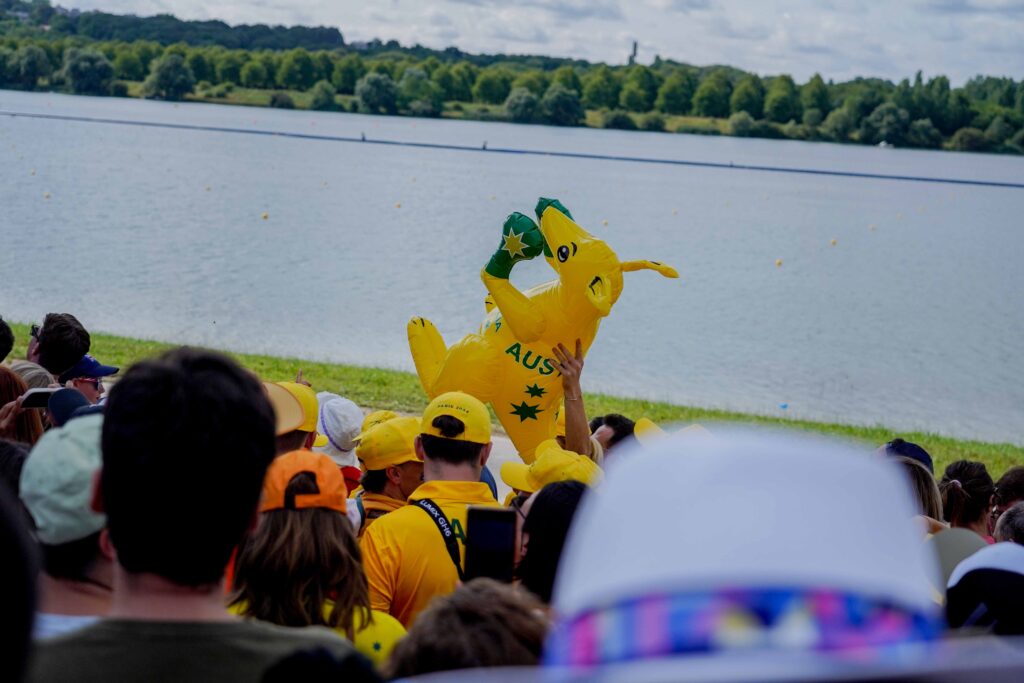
[557,245,570,262]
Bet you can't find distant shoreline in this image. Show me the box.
[7,323,1021,473]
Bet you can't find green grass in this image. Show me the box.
[7,323,1021,473]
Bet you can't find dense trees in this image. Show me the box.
[58,47,114,95]
[142,53,194,100]
[1,3,1021,153]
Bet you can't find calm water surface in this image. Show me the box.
[2,90,1022,444]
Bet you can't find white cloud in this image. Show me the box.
[60,0,1024,84]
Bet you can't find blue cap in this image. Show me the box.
[47,389,90,428]
[883,438,934,474]
[58,354,119,384]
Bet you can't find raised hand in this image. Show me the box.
[484,212,546,279]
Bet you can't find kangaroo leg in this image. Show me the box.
[407,317,447,397]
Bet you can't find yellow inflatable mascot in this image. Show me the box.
[408,198,678,462]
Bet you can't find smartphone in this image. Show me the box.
[464,506,517,583]
[21,388,60,409]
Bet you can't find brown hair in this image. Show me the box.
[896,456,943,521]
[940,460,994,528]
[994,467,1024,508]
[0,366,43,446]
[385,578,549,679]
[229,472,369,639]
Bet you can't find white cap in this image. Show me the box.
[554,428,940,618]
[20,414,105,545]
[314,392,364,468]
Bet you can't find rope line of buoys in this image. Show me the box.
[3,110,1022,190]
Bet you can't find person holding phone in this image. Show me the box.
[0,366,44,446]
[360,392,500,627]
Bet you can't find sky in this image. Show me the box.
[60,0,1024,84]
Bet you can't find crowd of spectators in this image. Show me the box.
[2,312,1024,682]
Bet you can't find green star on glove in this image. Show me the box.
[485,212,546,279]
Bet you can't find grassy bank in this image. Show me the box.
[8,323,1022,474]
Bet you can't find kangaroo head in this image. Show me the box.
[537,201,680,318]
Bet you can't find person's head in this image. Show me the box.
[28,313,90,376]
[992,466,1024,534]
[0,366,44,446]
[0,481,37,683]
[9,360,54,391]
[101,348,275,587]
[20,414,108,582]
[517,480,588,604]
[0,438,28,496]
[355,416,423,501]
[940,460,994,530]
[995,502,1024,545]
[231,450,369,638]
[590,413,635,452]
[385,578,549,679]
[895,456,943,521]
[264,381,327,455]
[314,392,364,468]
[879,438,934,474]
[0,316,13,362]
[59,354,119,404]
[46,388,90,428]
[416,392,492,475]
[501,439,602,495]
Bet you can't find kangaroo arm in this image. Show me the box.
[621,260,679,278]
[480,269,547,343]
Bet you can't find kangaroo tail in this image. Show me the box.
[407,317,447,398]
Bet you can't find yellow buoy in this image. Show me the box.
[602,220,609,226]
[43,192,51,199]
[395,202,401,209]
[775,259,783,267]
[261,212,269,220]
[830,239,837,246]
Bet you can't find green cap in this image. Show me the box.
[20,414,105,545]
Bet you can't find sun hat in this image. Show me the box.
[546,429,942,669]
[356,416,422,472]
[47,388,90,427]
[263,381,328,447]
[58,354,119,384]
[421,391,491,444]
[260,450,347,514]
[19,414,105,545]
[314,391,364,467]
[360,409,399,435]
[501,439,601,494]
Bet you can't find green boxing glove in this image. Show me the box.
[485,212,546,279]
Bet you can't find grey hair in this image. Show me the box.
[9,360,54,390]
[995,502,1024,545]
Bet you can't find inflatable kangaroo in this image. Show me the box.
[408,198,678,462]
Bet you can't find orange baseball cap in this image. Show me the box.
[260,450,347,514]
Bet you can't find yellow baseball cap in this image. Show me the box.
[360,409,399,435]
[356,416,422,471]
[500,439,602,494]
[421,391,491,444]
[264,381,328,447]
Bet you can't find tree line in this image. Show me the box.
[1,7,1022,153]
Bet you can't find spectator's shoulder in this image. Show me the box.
[242,619,354,654]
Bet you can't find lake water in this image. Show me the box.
[2,90,1023,445]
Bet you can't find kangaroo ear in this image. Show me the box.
[620,260,678,278]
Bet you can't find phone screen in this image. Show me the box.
[21,388,59,410]
[464,506,517,583]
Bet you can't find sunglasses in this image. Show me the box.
[73,377,103,388]
[509,493,531,519]
[30,323,40,339]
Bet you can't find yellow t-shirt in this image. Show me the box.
[227,603,405,668]
[360,480,499,627]
[356,491,405,537]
